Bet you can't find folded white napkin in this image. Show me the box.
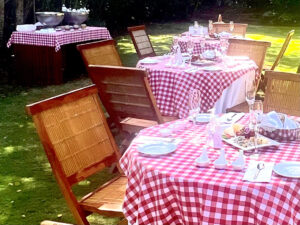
[201,50,216,60]
[243,161,274,182]
[260,111,298,130]
[219,113,245,124]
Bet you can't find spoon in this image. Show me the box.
[227,113,237,122]
[254,162,265,179]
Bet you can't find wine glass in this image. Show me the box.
[188,89,201,124]
[251,100,263,157]
[219,37,228,55]
[186,38,195,65]
[229,21,234,32]
[208,20,213,35]
[173,36,180,53]
[245,79,256,107]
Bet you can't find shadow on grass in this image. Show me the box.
[0,78,120,225]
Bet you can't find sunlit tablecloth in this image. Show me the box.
[7,26,111,51]
[138,56,258,118]
[120,115,300,225]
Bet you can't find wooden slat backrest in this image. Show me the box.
[227,38,271,73]
[88,65,164,124]
[26,85,122,186]
[212,23,248,37]
[127,25,156,59]
[264,70,300,116]
[271,30,295,70]
[77,40,122,69]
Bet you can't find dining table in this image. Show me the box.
[137,55,258,118]
[173,34,229,55]
[7,26,111,85]
[119,114,300,225]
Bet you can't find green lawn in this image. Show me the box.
[0,21,299,225]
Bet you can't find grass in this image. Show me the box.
[0,21,299,224]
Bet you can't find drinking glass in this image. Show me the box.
[188,89,201,124]
[173,36,180,53]
[251,100,263,157]
[219,37,228,55]
[245,79,256,107]
[186,38,195,65]
[229,21,234,32]
[208,20,213,34]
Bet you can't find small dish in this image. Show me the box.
[137,142,177,156]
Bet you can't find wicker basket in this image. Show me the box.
[258,122,300,141]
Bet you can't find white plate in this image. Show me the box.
[273,162,300,178]
[137,142,177,156]
[202,66,222,72]
[189,114,211,123]
[192,60,215,67]
[222,134,280,152]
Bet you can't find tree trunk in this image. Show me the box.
[0,0,4,46]
[16,0,23,24]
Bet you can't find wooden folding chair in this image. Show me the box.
[263,70,300,116]
[226,70,300,115]
[127,25,156,59]
[87,65,177,136]
[77,39,122,69]
[227,38,271,74]
[212,23,248,37]
[26,85,127,225]
[265,30,294,71]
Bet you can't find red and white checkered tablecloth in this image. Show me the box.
[120,115,300,225]
[7,26,111,51]
[138,57,258,118]
[173,36,227,55]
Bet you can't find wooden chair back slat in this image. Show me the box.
[264,70,300,116]
[227,38,271,73]
[77,40,122,69]
[88,65,164,124]
[212,23,248,37]
[26,85,121,185]
[271,30,295,70]
[128,25,156,59]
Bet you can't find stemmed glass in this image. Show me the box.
[229,21,234,32]
[188,89,201,124]
[173,36,180,53]
[219,37,228,55]
[251,100,263,157]
[186,38,195,66]
[208,20,213,35]
[245,79,256,106]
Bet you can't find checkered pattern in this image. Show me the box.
[7,26,111,51]
[120,114,300,225]
[176,38,227,55]
[138,58,258,118]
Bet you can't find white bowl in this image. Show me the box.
[16,24,36,32]
[159,128,172,137]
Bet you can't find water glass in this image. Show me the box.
[245,79,256,107]
[186,38,195,65]
[230,21,234,32]
[251,100,263,156]
[208,20,213,34]
[188,89,201,124]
